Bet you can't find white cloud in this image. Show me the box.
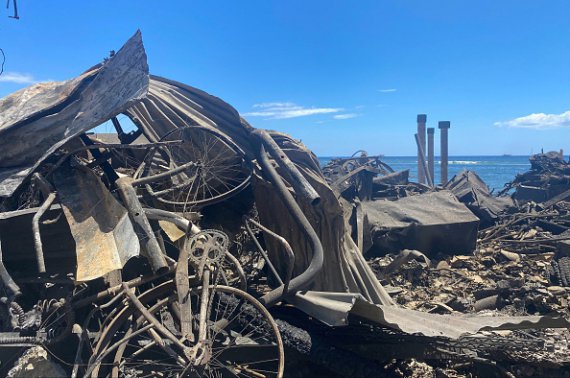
[494,110,570,130]
[244,102,343,119]
[378,88,397,93]
[0,72,37,84]
[333,113,359,120]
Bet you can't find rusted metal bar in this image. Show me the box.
[176,233,193,342]
[72,266,176,308]
[414,133,433,188]
[32,192,56,273]
[111,116,143,144]
[116,177,168,274]
[143,207,200,234]
[223,251,248,291]
[257,144,324,307]
[0,238,21,298]
[246,217,296,296]
[79,134,119,184]
[427,127,435,184]
[122,283,189,353]
[131,160,198,187]
[253,129,321,206]
[84,324,157,377]
[439,121,451,184]
[244,219,284,286]
[197,270,210,344]
[417,114,427,184]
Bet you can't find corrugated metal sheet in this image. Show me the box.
[0,30,149,197]
[293,291,570,339]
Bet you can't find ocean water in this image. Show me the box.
[318,155,533,192]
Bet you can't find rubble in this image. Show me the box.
[0,31,569,377]
[446,169,515,227]
[6,346,66,377]
[500,151,570,204]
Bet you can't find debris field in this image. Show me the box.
[0,32,569,377]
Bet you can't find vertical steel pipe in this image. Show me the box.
[438,121,451,185]
[427,127,435,185]
[416,114,427,184]
[414,134,433,188]
[32,192,56,273]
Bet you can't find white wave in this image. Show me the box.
[435,160,479,165]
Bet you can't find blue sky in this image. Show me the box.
[1,1,570,156]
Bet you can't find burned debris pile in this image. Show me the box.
[501,150,570,204]
[323,151,570,376]
[0,32,569,377]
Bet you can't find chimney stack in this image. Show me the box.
[438,121,451,185]
[427,127,435,183]
[417,114,427,184]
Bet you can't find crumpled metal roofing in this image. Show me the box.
[293,291,570,339]
[0,30,149,197]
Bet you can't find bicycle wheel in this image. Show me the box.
[89,283,284,378]
[140,126,251,212]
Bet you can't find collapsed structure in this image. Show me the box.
[0,32,569,377]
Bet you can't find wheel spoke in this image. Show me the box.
[89,283,283,377]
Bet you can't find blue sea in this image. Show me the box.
[318,155,533,193]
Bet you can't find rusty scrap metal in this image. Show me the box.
[1,31,570,378]
[0,31,149,197]
[116,176,168,274]
[415,132,434,187]
[53,164,140,281]
[0,238,20,298]
[253,129,321,206]
[256,144,324,307]
[31,192,55,273]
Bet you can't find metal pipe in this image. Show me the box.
[244,220,284,286]
[197,270,210,343]
[427,127,435,184]
[257,144,324,307]
[116,177,169,274]
[131,161,198,187]
[246,217,296,296]
[143,207,200,234]
[32,192,56,273]
[122,283,189,353]
[439,121,451,185]
[72,266,176,308]
[414,134,433,187]
[0,239,21,299]
[416,114,427,184]
[223,251,248,292]
[253,129,321,206]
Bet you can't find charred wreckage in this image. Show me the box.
[0,32,569,377]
